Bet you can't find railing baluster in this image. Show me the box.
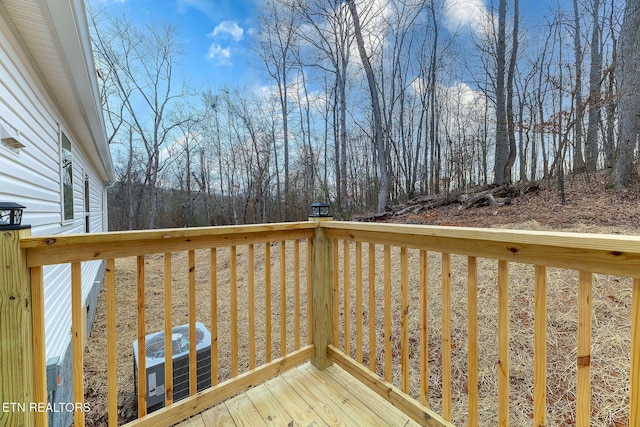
[534,265,547,427]
[420,249,428,406]
[384,245,392,382]
[368,243,376,372]
[294,239,301,350]
[467,256,478,427]
[306,237,313,345]
[333,239,339,347]
[442,253,452,420]
[71,262,85,426]
[230,246,238,376]
[106,259,117,426]
[188,250,197,394]
[30,265,48,427]
[401,247,409,393]
[344,240,351,357]
[163,253,173,406]
[210,248,218,385]
[265,243,272,362]
[248,244,256,369]
[280,241,287,357]
[498,260,509,427]
[577,271,593,426]
[355,241,363,363]
[631,278,640,427]
[137,255,147,417]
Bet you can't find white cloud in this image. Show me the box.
[209,21,245,42]
[205,21,245,66]
[206,44,232,66]
[443,0,492,35]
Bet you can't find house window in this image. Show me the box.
[61,132,73,221]
[84,175,90,233]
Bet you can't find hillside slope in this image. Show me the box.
[371,171,640,234]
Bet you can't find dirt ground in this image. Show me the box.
[84,171,639,426]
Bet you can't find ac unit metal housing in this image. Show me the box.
[133,322,212,413]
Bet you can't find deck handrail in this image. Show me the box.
[18,221,318,427]
[323,221,640,426]
[1,220,638,426]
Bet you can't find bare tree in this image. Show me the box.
[572,0,587,172]
[347,0,389,212]
[90,10,189,228]
[494,0,510,183]
[586,0,603,171]
[611,0,640,188]
[505,0,520,180]
[294,0,354,213]
[256,0,300,220]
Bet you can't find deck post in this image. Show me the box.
[309,216,334,369]
[0,226,36,426]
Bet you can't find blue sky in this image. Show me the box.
[91,0,561,94]
[92,0,261,90]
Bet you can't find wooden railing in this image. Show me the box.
[1,220,638,426]
[324,221,640,426]
[19,222,319,427]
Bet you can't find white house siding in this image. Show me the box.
[0,9,108,361]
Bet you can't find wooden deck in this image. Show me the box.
[177,362,422,427]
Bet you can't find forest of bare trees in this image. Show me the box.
[89,0,638,230]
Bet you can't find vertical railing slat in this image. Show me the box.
[576,271,593,427]
[106,259,117,426]
[294,239,301,350]
[368,243,377,372]
[534,265,547,426]
[265,243,272,362]
[230,246,238,377]
[71,262,85,426]
[355,241,363,363]
[441,253,452,420]
[333,239,339,347]
[498,260,509,427]
[163,254,173,406]
[631,278,640,427]
[210,248,218,385]
[467,256,478,427]
[344,240,351,357]
[280,241,287,357]
[248,244,256,368]
[400,247,409,393]
[30,265,48,427]
[306,238,313,345]
[136,255,147,417]
[384,245,392,382]
[188,250,197,395]
[419,249,428,406]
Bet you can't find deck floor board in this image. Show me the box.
[176,362,422,427]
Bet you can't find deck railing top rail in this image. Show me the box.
[20,221,317,267]
[323,221,640,277]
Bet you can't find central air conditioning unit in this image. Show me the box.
[133,322,212,413]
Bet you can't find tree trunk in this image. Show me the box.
[586,0,603,172]
[611,0,640,188]
[494,0,509,184]
[347,0,389,213]
[572,0,586,173]
[505,0,519,182]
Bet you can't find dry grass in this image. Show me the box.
[83,221,633,426]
